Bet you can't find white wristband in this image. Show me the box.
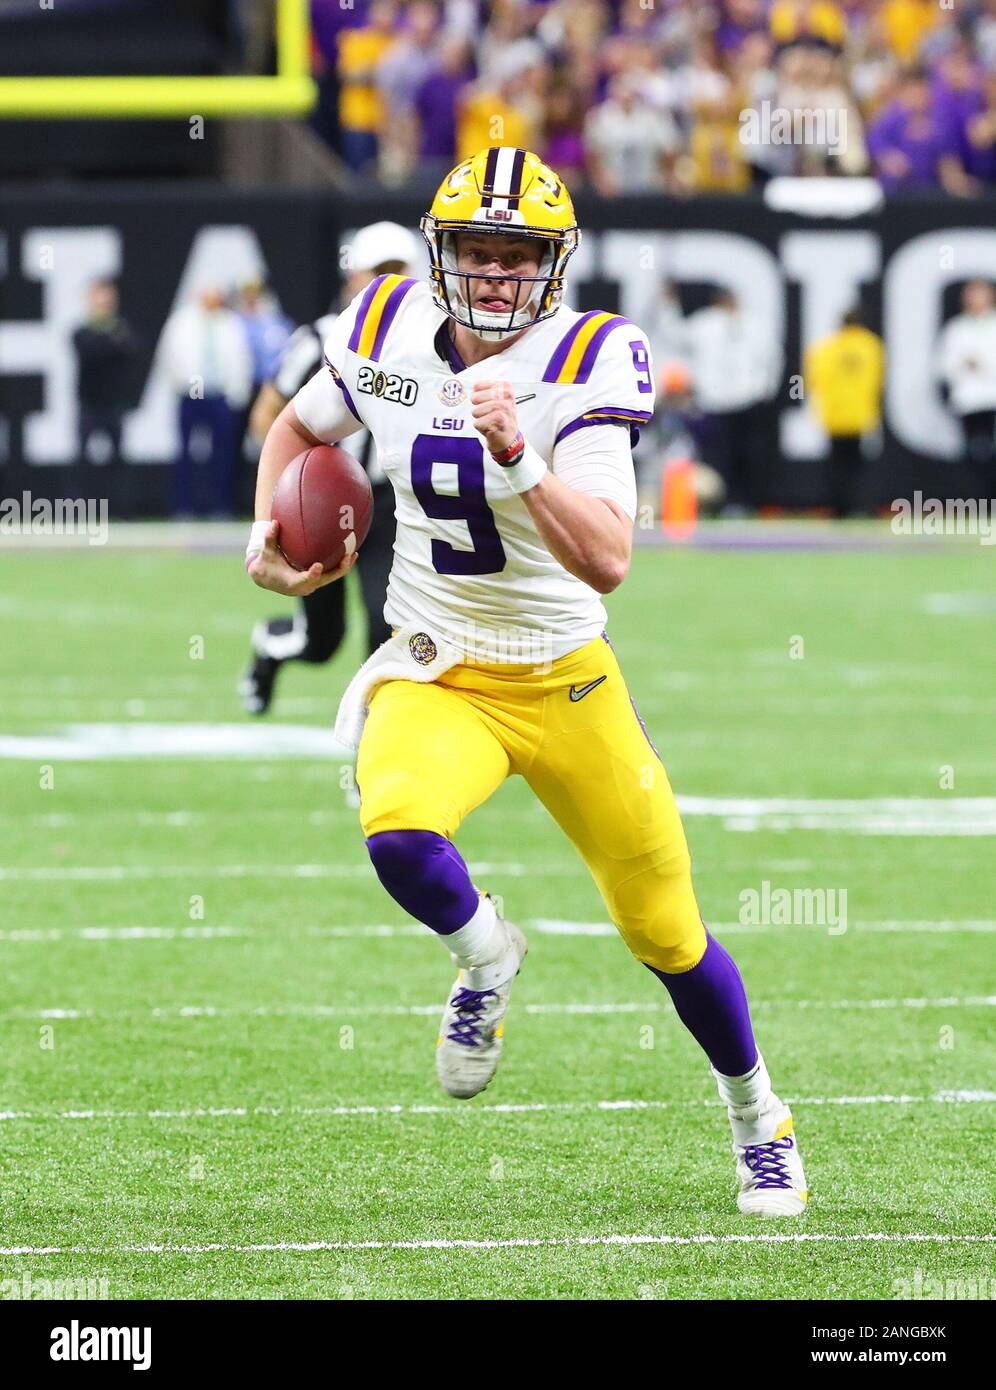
[499,441,547,495]
[245,519,271,569]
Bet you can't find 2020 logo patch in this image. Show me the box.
[357,365,418,406]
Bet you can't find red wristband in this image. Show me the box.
[491,431,525,466]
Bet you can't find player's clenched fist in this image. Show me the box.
[246,518,355,597]
[471,381,519,455]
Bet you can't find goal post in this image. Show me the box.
[0,0,316,118]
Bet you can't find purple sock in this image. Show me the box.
[647,931,758,1076]
[366,829,479,935]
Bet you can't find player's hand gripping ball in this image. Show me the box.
[249,445,372,598]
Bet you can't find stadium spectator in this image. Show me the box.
[336,0,397,174]
[308,0,368,158]
[236,279,292,397]
[804,307,885,517]
[297,0,996,199]
[72,278,140,468]
[686,91,752,192]
[715,0,768,57]
[936,279,996,497]
[972,0,996,73]
[475,0,546,89]
[661,31,734,123]
[159,285,252,518]
[585,70,681,195]
[412,35,473,181]
[540,77,588,185]
[866,66,971,192]
[657,286,784,513]
[769,0,848,51]
[932,43,985,186]
[376,0,441,182]
[456,60,541,163]
[878,0,942,65]
[966,71,996,182]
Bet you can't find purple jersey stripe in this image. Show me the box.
[369,277,417,362]
[542,310,601,383]
[324,355,362,422]
[574,315,630,384]
[555,407,653,444]
[346,276,385,354]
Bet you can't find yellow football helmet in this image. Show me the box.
[420,146,580,340]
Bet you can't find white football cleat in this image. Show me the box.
[734,1100,809,1216]
[435,919,527,1099]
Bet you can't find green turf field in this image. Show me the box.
[0,526,993,1300]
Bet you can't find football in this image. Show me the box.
[271,444,373,572]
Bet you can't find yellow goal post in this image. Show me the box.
[0,0,316,118]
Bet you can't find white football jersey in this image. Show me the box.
[293,275,655,662]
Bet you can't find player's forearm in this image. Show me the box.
[521,473,632,594]
[254,403,321,520]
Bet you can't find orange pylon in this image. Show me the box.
[661,458,697,538]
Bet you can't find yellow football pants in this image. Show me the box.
[356,635,706,973]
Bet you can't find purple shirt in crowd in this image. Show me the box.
[414,68,467,161]
[310,0,368,65]
[932,74,983,166]
[866,99,957,188]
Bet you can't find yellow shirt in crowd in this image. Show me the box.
[769,1,847,48]
[689,118,751,192]
[338,27,395,133]
[879,0,941,64]
[804,325,885,437]
[456,93,533,165]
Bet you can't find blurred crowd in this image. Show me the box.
[308,0,996,195]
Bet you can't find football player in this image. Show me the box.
[239,222,417,715]
[247,149,808,1216]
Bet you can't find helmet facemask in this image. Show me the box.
[421,217,577,342]
[437,231,556,342]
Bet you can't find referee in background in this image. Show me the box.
[240,222,417,715]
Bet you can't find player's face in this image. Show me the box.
[455,234,544,318]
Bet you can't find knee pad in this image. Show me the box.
[606,854,707,974]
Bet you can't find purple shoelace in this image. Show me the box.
[445,986,497,1047]
[742,1135,795,1189]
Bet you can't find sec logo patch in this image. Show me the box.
[438,379,466,406]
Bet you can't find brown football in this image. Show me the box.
[271,445,374,572]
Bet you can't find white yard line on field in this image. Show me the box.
[4,996,994,1022]
[0,862,549,881]
[5,919,995,944]
[0,1091,992,1124]
[1,1231,994,1257]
